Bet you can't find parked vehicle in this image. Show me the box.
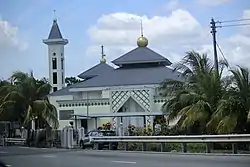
[79,129,118,150]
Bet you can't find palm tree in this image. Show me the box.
[65,77,82,86]
[207,66,250,133]
[160,51,228,134]
[0,79,19,121]
[0,71,58,129]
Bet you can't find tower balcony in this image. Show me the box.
[43,38,68,45]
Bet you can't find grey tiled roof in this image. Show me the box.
[50,66,182,96]
[50,45,182,96]
[71,66,181,88]
[49,85,76,96]
[78,62,114,79]
[112,47,172,66]
[48,20,63,39]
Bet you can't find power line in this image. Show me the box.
[219,23,250,28]
[218,18,250,23]
[216,42,227,62]
[216,42,231,69]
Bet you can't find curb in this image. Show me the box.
[0,147,82,157]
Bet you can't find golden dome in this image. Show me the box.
[137,36,148,47]
[100,57,106,63]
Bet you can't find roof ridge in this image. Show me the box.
[111,47,139,64]
[77,62,114,79]
[112,47,171,66]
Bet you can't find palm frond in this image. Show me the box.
[216,115,238,134]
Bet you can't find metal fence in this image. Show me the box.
[91,134,250,154]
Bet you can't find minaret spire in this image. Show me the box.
[100,45,106,63]
[53,10,57,22]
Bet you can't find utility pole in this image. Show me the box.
[209,17,250,75]
[210,18,219,75]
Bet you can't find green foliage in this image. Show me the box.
[65,77,82,86]
[161,51,250,134]
[0,71,58,129]
[117,142,206,153]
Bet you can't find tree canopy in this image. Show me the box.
[65,77,82,86]
[0,71,58,129]
[160,51,250,134]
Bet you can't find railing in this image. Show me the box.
[57,98,110,107]
[3,138,26,146]
[91,134,250,154]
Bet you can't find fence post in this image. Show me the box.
[109,142,112,150]
[142,143,147,151]
[68,128,74,149]
[124,142,129,151]
[61,129,64,148]
[64,128,68,148]
[232,143,238,154]
[182,143,187,153]
[160,142,165,152]
[118,123,124,136]
[206,143,211,153]
[2,136,5,147]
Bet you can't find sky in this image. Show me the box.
[0,0,250,79]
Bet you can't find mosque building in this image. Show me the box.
[44,17,182,131]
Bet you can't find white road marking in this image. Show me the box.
[111,160,136,164]
[18,147,48,149]
[5,165,12,167]
[17,147,36,149]
[41,155,57,158]
[0,151,7,154]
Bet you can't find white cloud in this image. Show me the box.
[85,8,250,74]
[165,0,179,11]
[243,9,250,18]
[0,17,28,54]
[197,0,231,6]
[220,9,250,67]
[86,9,207,66]
[242,9,250,36]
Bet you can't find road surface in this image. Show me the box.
[0,147,249,167]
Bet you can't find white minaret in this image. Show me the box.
[43,14,68,92]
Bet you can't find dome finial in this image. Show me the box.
[140,19,143,37]
[137,19,148,47]
[100,45,106,63]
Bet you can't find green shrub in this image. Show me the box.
[187,143,206,153]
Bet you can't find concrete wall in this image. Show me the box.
[49,86,172,131]
[73,91,102,100]
[57,102,111,130]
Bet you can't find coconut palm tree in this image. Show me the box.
[0,79,20,121]
[65,77,82,86]
[207,66,250,133]
[160,51,228,134]
[0,71,58,129]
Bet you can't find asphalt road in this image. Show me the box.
[0,147,249,167]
